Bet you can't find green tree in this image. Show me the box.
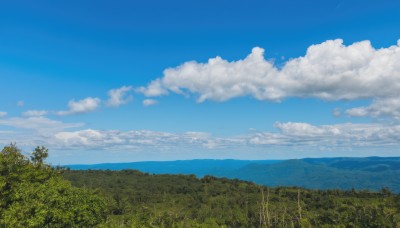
[0,144,107,227]
[30,146,48,165]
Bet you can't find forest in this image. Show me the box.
[1,145,400,227]
[67,157,400,193]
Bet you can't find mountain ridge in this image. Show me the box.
[65,156,400,192]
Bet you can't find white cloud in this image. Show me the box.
[22,110,48,117]
[0,112,7,118]
[346,107,369,117]
[2,115,400,155]
[53,129,236,150]
[137,79,168,97]
[57,97,101,116]
[106,86,133,107]
[0,116,83,132]
[139,39,400,118]
[249,122,400,147]
[36,122,400,152]
[0,116,83,147]
[142,99,158,106]
[346,97,400,119]
[274,122,340,137]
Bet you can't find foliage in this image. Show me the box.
[0,144,107,227]
[64,169,400,227]
[1,143,399,227]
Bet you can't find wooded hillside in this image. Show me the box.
[65,169,400,227]
[1,145,399,227]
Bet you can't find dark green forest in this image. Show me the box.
[1,145,400,227]
[64,170,400,227]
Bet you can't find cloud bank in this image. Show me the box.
[1,113,400,160]
[139,39,400,118]
[46,122,400,151]
[2,116,399,152]
[250,122,400,148]
[53,129,234,151]
[22,110,48,117]
[0,116,83,133]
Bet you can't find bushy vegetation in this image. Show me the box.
[1,144,399,227]
[0,144,107,227]
[64,169,400,227]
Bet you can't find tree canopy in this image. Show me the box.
[0,144,107,227]
[65,169,400,227]
[1,143,400,227]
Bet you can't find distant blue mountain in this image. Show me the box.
[66,159,282,177]
[225,157,400,192]
[302,156,400,171]
[65,157,400,192]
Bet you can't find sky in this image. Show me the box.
[1,0,400,164]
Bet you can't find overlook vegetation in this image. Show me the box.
[0,144,107,227]
[1,145,400,227]
[64,170,400,227]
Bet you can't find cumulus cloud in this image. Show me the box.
[22,110,48,117]
[0,112,7,117]
[137,79,168,97]
[142,99,158,106]
[346,97,400,119]
[106,86,133,107]
[139,39,400,117]
[57,97,101,116]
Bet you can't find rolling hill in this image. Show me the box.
[66,157,400,192]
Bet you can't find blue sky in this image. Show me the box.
[1,0,400,164]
